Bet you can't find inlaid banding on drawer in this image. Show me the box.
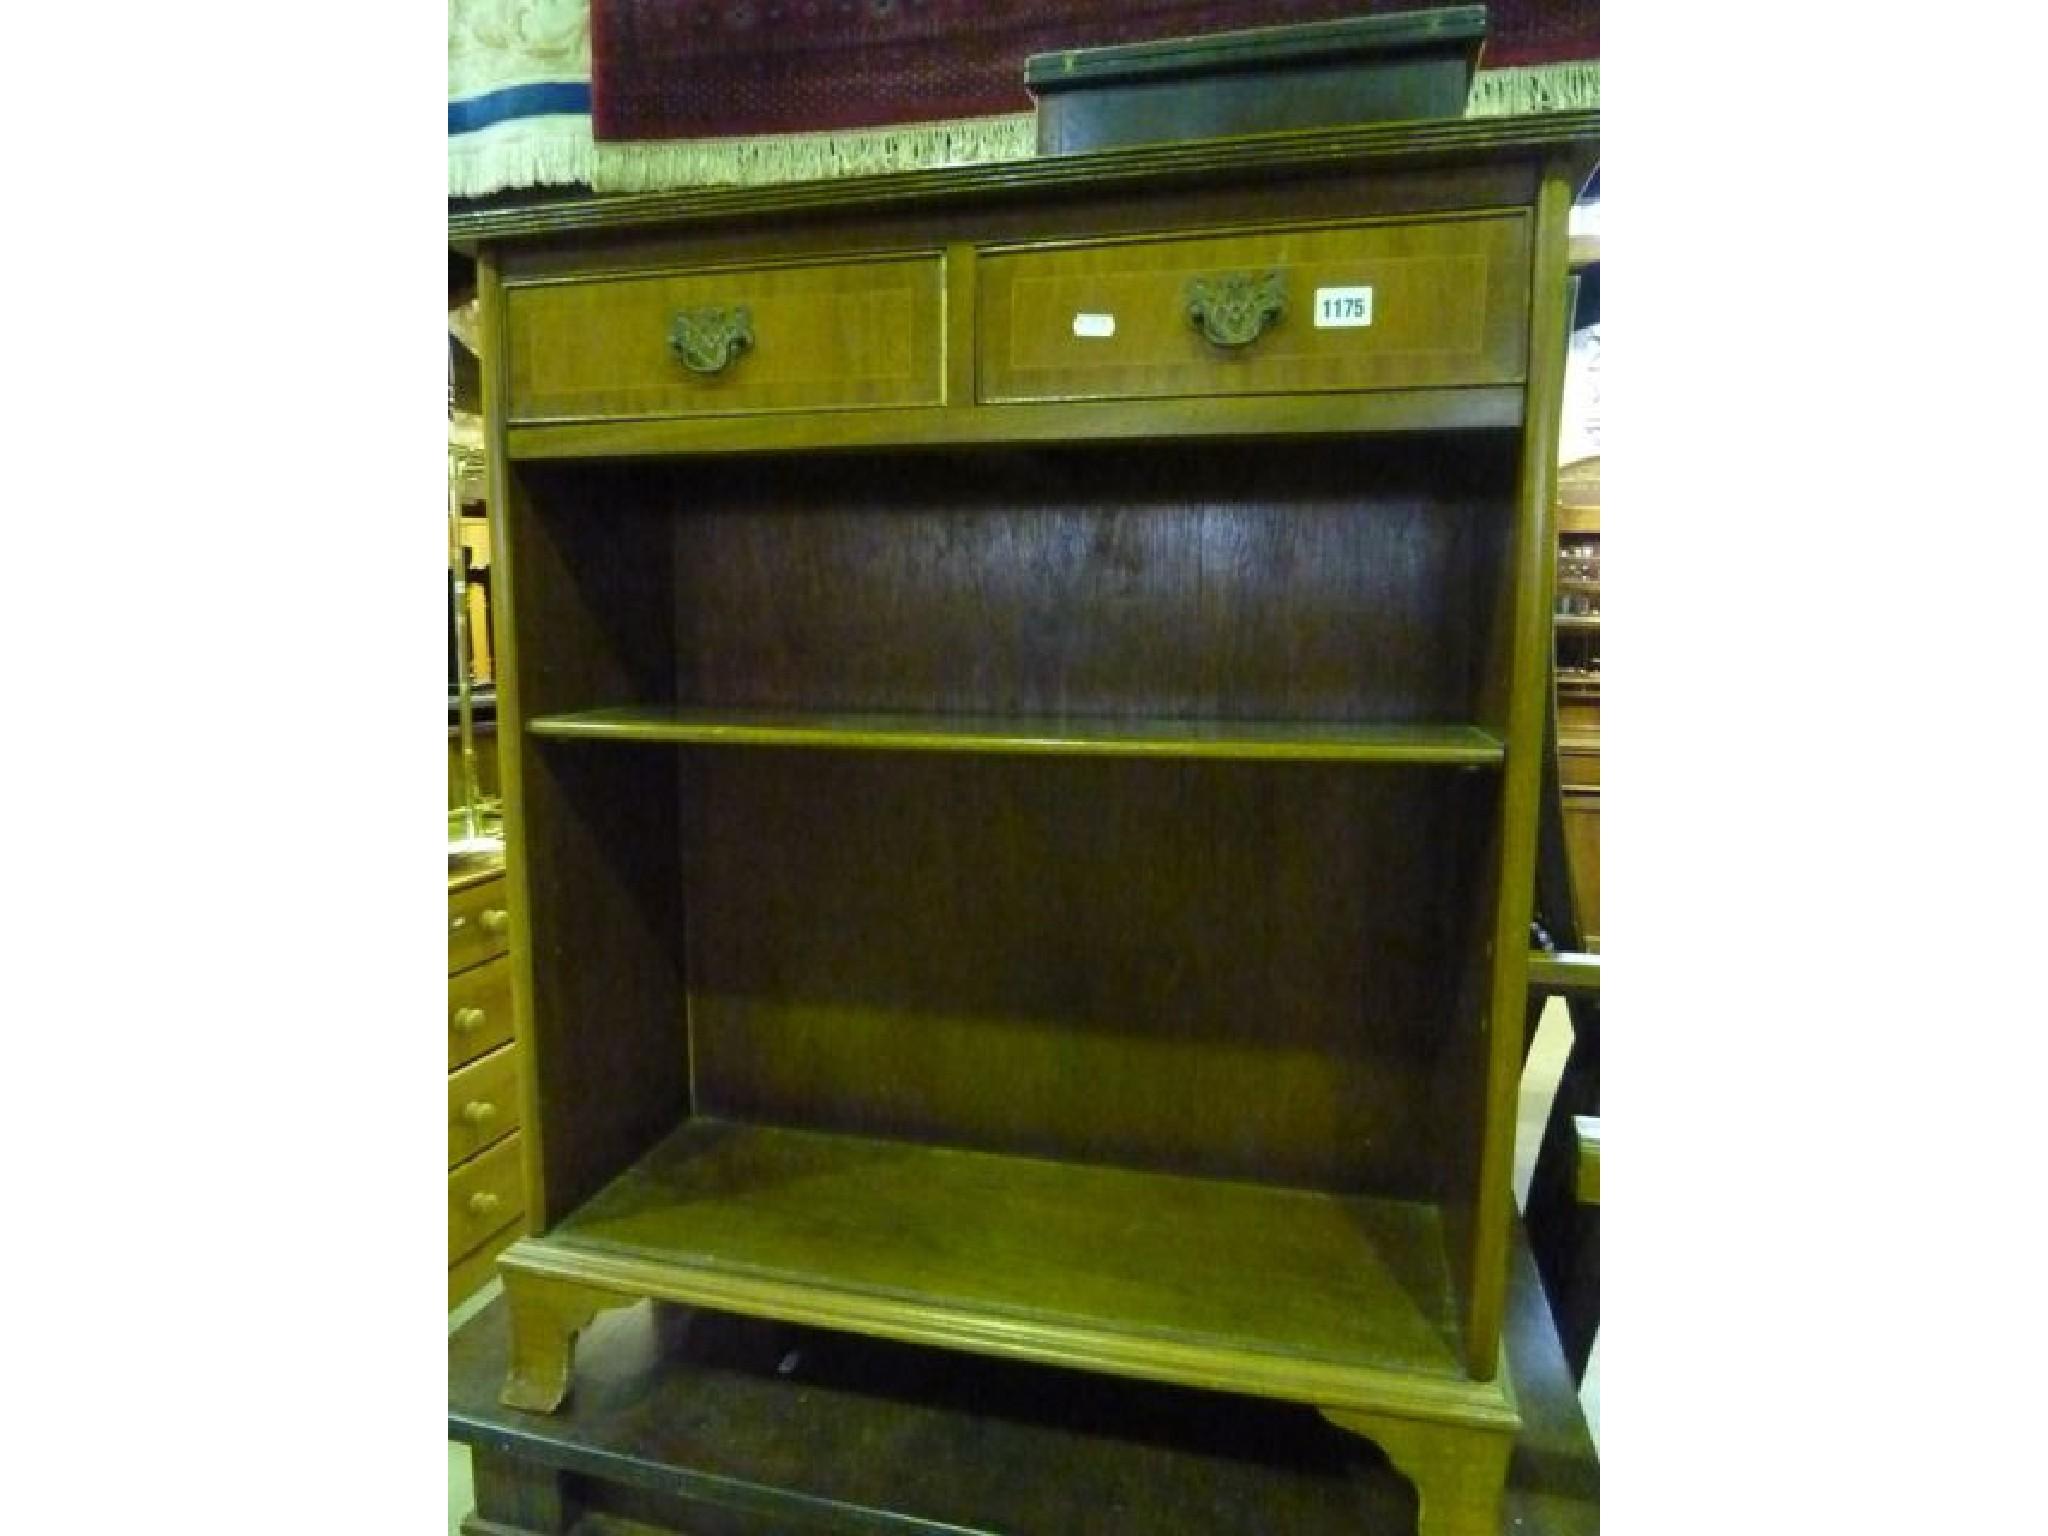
[506,254,947,423]
[978,214,1530,404]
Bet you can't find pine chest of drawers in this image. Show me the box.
[448,857,524,1307]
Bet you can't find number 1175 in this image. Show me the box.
[1313,286,1373,328]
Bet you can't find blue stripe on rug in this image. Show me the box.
[449,81,592,136]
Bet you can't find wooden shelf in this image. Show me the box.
[1527,950,1600,995]
[517,1118,1511,1419]
[1553,615,1600,632]
[528,706,1506,766]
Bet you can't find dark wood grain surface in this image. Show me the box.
[660,440,1517,725]
[681,752,1488,1195]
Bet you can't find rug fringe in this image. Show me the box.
[1465,61,1601,117]
[448,117,594,198]
[592,113,1037,192]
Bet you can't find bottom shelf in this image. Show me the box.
[511,1119,1513,1424]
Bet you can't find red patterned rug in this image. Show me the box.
[592,1,1598,142]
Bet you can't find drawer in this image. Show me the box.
[506,254,947,423]
[449,954,514,1070]
[978,214,1529,404]
[449,876,512,974]
[1558,742,1600,790]
[449,1041,523,1168]
[449,1130,524,1265]
[1562,788,1600,946]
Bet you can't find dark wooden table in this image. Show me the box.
[451,1226,1596,1536]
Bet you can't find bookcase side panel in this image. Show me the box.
[505,468,691,1225]
[1456,160,1579,1376]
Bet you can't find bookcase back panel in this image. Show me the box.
[681,750,1489,1196]
[520,738,691,1222]
[664,441,1516,725]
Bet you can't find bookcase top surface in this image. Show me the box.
[449,110,1597,251]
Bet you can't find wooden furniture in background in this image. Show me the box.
[454,111,1597,1536]
[448,721,502,815]
[1522,945,1600,1383]
[449,1225,1597,1536]
[1554,457,1599,949]
[449,854,526,1307]
[1524,647,1600,1382]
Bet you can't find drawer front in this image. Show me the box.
[1557,690,1600,736]
[1563,788,1600,946]
[978,214,1529,404]
[1558,743,1600,789]
[448,954,514,1070]
[507,254,947,422]
[449,876,512,974]
[449,1041,523,1168]
[449,1130,524,1265]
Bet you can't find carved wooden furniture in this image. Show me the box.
[448,1225,1599,1536]
[452,110,1597,1536]
[449,854,526,1306]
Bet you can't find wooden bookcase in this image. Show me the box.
[453,111,1596,1536]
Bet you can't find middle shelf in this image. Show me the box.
[527,705,1505,766]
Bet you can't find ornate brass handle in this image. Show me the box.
[1185,271,1286,349]
[453,1006,487,1033]
[669,305,754,374]
[467,1191,501,1218]
[462,1100,498,1126]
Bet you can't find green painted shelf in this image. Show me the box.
[527,706,1505,766]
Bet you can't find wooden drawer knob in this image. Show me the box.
[481,908,510,936]
[461,1100,498,1127]
[467,1191,501,1219]
[452,1006,487,1034]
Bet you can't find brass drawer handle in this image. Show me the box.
[1185,271,1286,349]
[670,306,754,375]
[481,908,510,936]
[453,1006,487,1034]
[461,1100,498,1127]
[467,1191,501,1219]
